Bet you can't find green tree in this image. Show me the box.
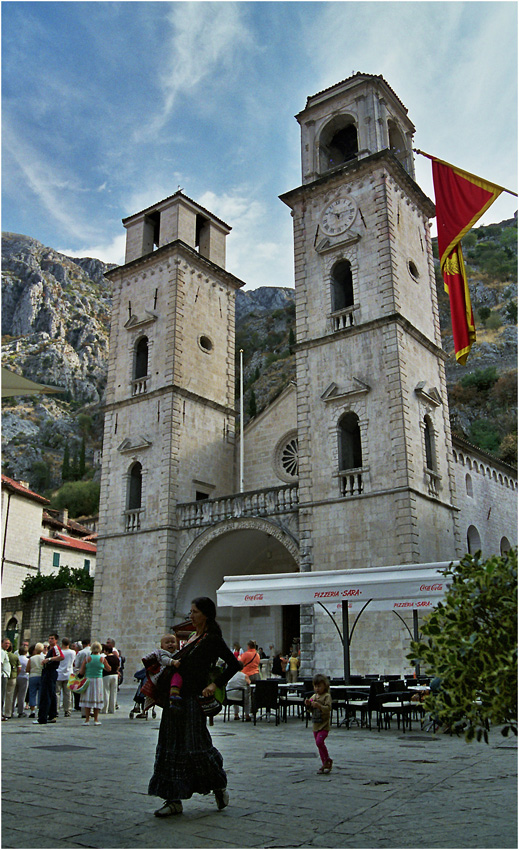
[31,460,50,492]
[408,550,517,742]
[71,446,79,481]
[77,413,93,437]
[477,306,491,326]
[288,327,295,350]
[62,443,71,482]
[50,480,100,518]
[20,564,94,601]
[469,420,501,454]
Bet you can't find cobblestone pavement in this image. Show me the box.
[2,686,517,849]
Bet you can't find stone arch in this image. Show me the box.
[172,517,300,651]
[318,114,358,173]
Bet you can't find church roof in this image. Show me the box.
[303,72,408,115]
[122,190,231,232]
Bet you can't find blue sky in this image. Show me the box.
[2,1,517,289]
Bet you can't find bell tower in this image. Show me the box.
[280,74,461,672]
[91,191,245,667]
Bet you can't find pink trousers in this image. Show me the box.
[314,729,330,764]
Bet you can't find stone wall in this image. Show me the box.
[5,589,93,644]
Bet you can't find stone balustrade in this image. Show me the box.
[330,306,356,332]
[177,484,299,528]
[125,509,143,532]
[338,468,364,497]
[132,375,149,396]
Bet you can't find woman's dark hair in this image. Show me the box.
[191,597,222,638]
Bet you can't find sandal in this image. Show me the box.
[323,759,333,774]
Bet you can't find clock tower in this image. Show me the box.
[280,74,461,672]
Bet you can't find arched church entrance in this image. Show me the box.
[173,519,299,656]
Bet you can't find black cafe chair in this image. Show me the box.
[376,692,414,733]
[251,681,280,726]
[222,691,245,722]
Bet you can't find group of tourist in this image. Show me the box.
[1,633,124,724]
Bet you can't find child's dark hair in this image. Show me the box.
[313,673,330,691]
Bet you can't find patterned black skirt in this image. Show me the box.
[148,695,227,801]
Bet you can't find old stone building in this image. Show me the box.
[92,75,517,676]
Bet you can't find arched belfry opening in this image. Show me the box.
[331,260,354,312]
[388,119,410,173]
[319,116,358,173]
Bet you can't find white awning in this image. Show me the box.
[217,561,454,613]
[1,367,63,398]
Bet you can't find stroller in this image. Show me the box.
[129,668,157,719]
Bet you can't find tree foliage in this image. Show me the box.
[20,565,94,601]
[50,480,100,518]
[408,550,517,742]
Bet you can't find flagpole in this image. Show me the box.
[239,349,244,493]
[413,149,518,197]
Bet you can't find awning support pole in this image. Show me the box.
[342,601,350,684]
[413,609,420,678]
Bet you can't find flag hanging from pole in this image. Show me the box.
[423,154,504,365]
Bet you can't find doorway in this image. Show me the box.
[282,605,300,654]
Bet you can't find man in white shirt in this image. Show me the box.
[1,639,12,720]
[56,638,76,717]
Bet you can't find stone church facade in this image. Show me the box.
[92,74,517,677]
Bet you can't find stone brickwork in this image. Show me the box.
[238,384,297,491]
[5,588,93,645]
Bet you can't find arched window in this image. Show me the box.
[338,412,362,471]
[465,473,473,498]
[500,537,511,555]
[331,260,354,313]
[128,462,142,511]
[424,416,435,471]
[467,525,481,554]
[319,116,358,173]
[134,337,149,380]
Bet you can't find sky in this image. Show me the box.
[2,0,517,290]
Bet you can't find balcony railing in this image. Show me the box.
[338,468,364,497]
[125,509,143,532]
[330,306,356,332]
[177,484,299,528]
[425,468,440,498]
[132,375,150,396]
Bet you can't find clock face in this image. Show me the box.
[321,196,357,236]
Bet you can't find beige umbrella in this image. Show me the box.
[1,366,63,398]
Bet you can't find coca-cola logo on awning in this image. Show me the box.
[419,584,443,591]
[244,593,264,602]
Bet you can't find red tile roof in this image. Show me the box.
[40,534,97,554]
[1,474,49,505]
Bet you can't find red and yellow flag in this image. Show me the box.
[427,155,503,365]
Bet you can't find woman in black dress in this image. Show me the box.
[149,596,240,816]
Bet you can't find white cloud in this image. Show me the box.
[3,123,99,242]
[198,189,294,290]
[57,233,126,266]
[134,2,252,139]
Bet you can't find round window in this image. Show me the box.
[274,430,299,483]
[199,335,213,353]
